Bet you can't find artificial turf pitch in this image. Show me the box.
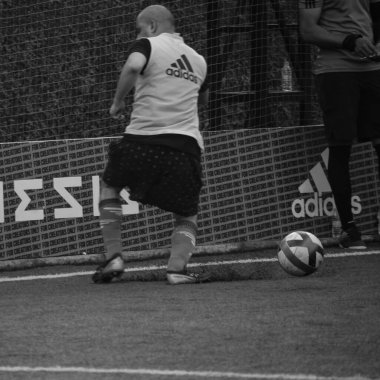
[0,245,379,380]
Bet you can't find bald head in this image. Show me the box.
[136,5,175,37]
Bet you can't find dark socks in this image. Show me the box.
[328,145,353,230]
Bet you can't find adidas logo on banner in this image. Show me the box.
[291,148,362,218]
[165,54,198,83]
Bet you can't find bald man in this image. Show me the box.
[92,5,210,284]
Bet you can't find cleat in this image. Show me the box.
[338,225,367,250]
[92,254,125,283]
[166,270,211,285]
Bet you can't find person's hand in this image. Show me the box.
[369,43,380,61]
[109,100,126,120]
[355,37,378,58]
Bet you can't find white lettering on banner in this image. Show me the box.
[92,176,100,217]
[120,188,139,215]
[291,195,362,219]
[292,148,363,219]
[351,195,362,215]
[0,181,4,223]
[1,176,140,223]
[14,179,44,222]
[92,176,139,216]
[53,177,83,218]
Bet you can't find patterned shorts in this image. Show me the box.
[102,137,203,217]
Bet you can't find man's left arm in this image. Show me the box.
[198,71,209,108]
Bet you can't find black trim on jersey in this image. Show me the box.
[126,38,151,74]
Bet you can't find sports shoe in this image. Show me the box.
[167,270,211,285]
[339,224,367,249]
[92,254,125,283]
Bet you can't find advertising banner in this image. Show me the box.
[1,128,379,260]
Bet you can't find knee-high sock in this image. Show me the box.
[99,198,122,260]
[328,145,353,230]
[167,220,197,273]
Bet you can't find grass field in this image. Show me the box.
[0,245,379,380]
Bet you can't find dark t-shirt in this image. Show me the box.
[299,0,380,73]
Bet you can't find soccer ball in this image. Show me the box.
[277,231,324,276]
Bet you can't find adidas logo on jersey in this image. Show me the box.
[291,148,361,218]
[165,54,198,83]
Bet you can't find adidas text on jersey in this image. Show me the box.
[166,54,198,83]
[165,68,198,83]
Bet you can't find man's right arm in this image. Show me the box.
[109,52,147,120]
[299,6,344,49]
[109,39,150,120]
[299,3,378,58]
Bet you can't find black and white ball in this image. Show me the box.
[278,231,324,276]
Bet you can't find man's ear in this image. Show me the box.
[150,20,158,34]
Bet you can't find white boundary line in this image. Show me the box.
[0,365,375,380]
[0,253,379,380]
[0,250,379,283]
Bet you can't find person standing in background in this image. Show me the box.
[299,0,380,249]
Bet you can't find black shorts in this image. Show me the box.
[102,137,203,217]
[315,70,380,145]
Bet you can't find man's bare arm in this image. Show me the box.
[110,52,147,119]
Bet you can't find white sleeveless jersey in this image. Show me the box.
[125,33,207,150]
